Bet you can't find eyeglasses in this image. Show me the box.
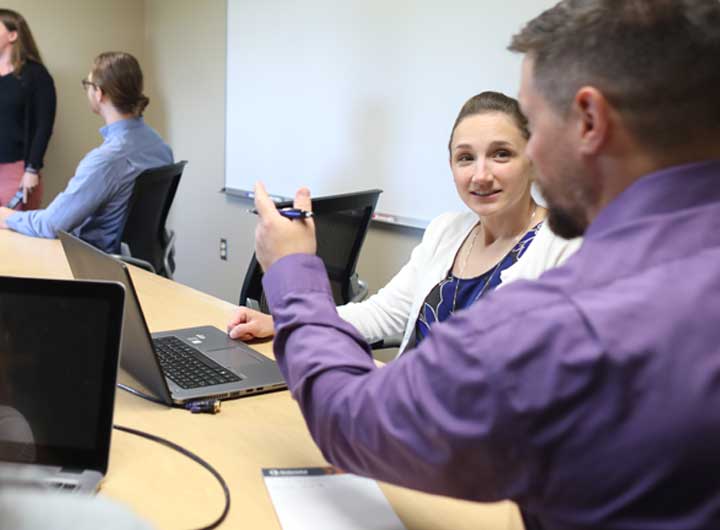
[81,79,97,90]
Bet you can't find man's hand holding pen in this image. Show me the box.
[253,182,317,271]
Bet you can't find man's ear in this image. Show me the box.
[573,87,610,156]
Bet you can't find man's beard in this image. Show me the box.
[546,204,588,239]
[538,177,593,239]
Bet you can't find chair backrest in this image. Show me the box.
[239,189,382,310]
[120,161,186,275]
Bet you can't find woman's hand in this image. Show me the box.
[227,307,275,341]
[21,171,40,204]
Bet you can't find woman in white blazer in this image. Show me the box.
[228,91,581,355]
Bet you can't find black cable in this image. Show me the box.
[113,424,231,530]
[117,383,166,405]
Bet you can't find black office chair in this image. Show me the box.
[115,161,187,279]
[239,189,382,312]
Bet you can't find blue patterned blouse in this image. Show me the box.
[413,222,542,347]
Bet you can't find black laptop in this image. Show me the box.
[59,231,286,405]
[0,276,124,493]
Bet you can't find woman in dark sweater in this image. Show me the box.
[0,9,56,210]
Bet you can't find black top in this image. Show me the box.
[0,60,57,169]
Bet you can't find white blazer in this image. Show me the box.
[337,211,582,354]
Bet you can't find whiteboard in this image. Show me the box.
[226,0,555,227]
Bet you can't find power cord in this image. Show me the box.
[117,383,221,414]
[113,424,231,530]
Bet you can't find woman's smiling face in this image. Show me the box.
[449,112,533,220]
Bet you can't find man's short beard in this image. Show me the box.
[546,205,588,239]
[538,173,595,240]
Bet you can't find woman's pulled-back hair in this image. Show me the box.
[449,91,530,152]
[91,52,150,117]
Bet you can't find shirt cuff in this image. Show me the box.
[24,166,39,175]
[5,212,24,232]
[262,254,332,311]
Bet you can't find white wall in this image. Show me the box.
[225,0,552,227]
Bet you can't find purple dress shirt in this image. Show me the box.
[263,160,720,530]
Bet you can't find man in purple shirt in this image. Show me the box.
[251,1,720,529]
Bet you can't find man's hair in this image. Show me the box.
[509,0,720,152]
[449,91,530,153]
[91,52,149,117]
[0,9,43,75]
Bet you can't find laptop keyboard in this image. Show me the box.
[152,336,242,389]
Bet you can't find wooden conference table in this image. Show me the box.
[0,230,523,530]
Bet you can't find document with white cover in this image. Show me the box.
[262,467,407,530]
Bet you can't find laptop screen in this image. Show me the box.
[0,277,124,473]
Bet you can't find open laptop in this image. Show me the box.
[0,276,124,494]
[59,231,286,405]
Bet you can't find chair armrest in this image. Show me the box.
[110,254,156,274]
[242,297,263,312]
[349,275,369,303]
[369,334,403,350]
[162,230,176,279]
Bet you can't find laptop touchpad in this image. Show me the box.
[206,348,262,369]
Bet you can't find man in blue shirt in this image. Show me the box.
[0,51,172,253]
[250,1,720,529]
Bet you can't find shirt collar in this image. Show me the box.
[585,159,720,239]
[99,117,144,139]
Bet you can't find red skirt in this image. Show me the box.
[0,160,44,211]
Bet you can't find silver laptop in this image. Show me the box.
[59,231,286,405]
[0,276,125,494]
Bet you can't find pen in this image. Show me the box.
[247,207,314,219]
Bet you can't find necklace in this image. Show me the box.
[451,203,538,312]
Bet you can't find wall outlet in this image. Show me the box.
[219,238,228,261]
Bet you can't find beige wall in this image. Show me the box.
[5,0,145,204]
[143,0,250,303]
[9,0,422,304]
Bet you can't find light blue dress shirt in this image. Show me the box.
[6,117,173,253]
